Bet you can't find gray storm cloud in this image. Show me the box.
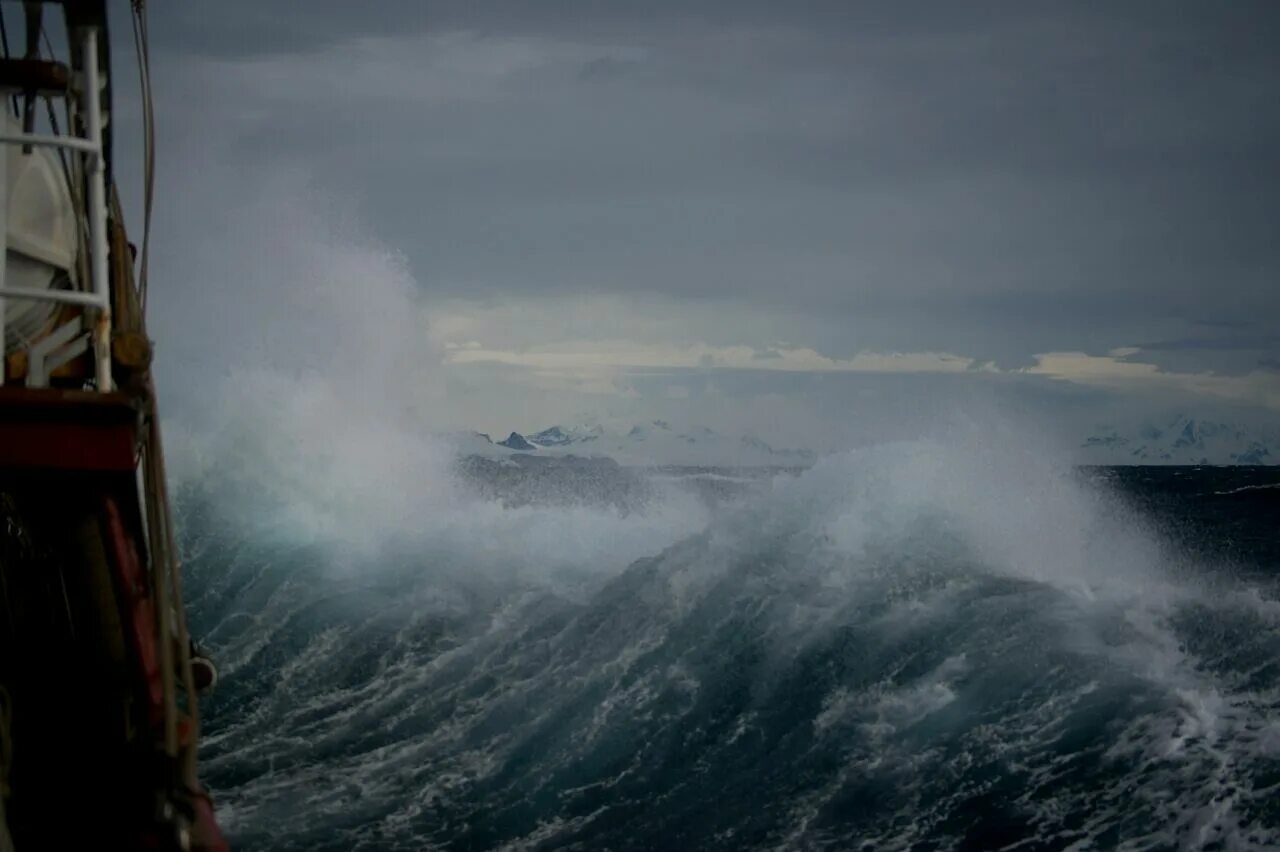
[114,1,1279,444]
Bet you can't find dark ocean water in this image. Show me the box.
[181,455,1280,851]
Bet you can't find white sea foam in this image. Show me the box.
[156,173,1279,851]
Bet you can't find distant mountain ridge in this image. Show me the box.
[1081,416,1277,465]
[458,415,1277,467]
[527,425,604,447]
[460,421,814,467]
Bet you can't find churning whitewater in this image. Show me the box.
[175,431,1280,851]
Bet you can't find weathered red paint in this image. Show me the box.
[101,497,230,851]
[100,494,165,722]
[190,789,231,852]
[0,388,139,471]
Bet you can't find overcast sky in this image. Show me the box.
[120,1,1280,449]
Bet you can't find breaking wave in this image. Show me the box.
[176,431,1280,850]
[153,176,1280,849]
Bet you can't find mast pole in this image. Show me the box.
[82,27,111,392]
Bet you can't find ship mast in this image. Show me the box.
[0,2,224,848]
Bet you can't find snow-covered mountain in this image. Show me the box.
[497,432,537,451]
[526,425,604,447]
[1080,416,1278,465]
[455,415,1278,467]
[452,421,814,467]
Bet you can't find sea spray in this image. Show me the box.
[172,429,1280,850]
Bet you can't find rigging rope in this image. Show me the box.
[0,8,18,116]
[130,0,155,313]
[129,0,203,792]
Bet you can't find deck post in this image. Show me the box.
[0,113,7,384]
[82,28,111,392]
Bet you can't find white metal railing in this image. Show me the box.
[0,27,112,392]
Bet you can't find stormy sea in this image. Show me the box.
[177,444,1280,850]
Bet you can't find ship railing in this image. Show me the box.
[0,25,111,392]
